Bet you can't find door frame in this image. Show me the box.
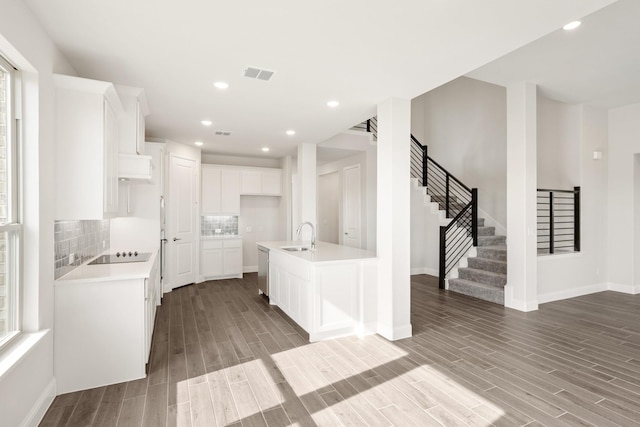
[342,163,362,248]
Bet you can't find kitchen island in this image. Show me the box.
[257,241,377,342]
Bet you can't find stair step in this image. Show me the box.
[458,267,506,287]
[448,279,504,305]
[476,245,507,261]
[478,235,506,246]
[468,257,507,274]
[477,226,495,236]
[429,194,458,203]
[477,218,485,227]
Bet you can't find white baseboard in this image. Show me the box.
[607,282,639,295]
[538,283,608,304]
[504,286,538,312]
[21,378,56,427]
[243,265,258,273]
[377,323,412,341]
[410,267,438,276]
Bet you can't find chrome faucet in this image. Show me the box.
[296,222,316,249]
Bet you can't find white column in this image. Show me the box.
[506,82,539,311]
[296,143,317,242]
[376,98,412,340]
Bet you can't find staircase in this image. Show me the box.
[448,219,507,305]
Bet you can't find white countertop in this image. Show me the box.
[56,249,158,283]
[201,235,242,240]
[257,241,376,263]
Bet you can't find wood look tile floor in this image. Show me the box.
[41,273,640,426]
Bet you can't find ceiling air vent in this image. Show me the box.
[215,130,232,136]
[244,67,275,81]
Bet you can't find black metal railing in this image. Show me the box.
[351,116,377,140]
[411,135,477,288]
[537,187,580,254]
[439,190,478,288]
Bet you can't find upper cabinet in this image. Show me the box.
[115,85,149,155]
[201,165,240,215]
[241,168,282,196]
[115,85,152,181]
[54,74,125,220]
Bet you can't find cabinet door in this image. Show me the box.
[223,246,243,276]
[201,167,222,214]
[241,170,262,194]
[262,170,282,195]
[221,170,240,213]
[103,99,119,214]
[201,247,223,277]
[135,99,145,155]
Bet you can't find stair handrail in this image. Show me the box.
[410,134,478,289]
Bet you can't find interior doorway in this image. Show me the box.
[343,164,362,248]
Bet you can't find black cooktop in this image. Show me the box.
[88,252,151,265]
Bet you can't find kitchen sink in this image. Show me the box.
[281,246,310,252]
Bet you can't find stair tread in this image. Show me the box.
[480,245,507,250]
[459,267,506,278]
[449,278,506,290]
[472,257,507,264]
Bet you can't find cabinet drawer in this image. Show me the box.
[223,239,242,249]
[202,240,223,250]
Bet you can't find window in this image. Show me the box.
[0,54,21,347]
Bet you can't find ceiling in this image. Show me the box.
[25,0,617,158]
[467,0,640,108]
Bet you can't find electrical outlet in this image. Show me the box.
[215,228,222,233]
[102,240,106,248]
[69,253,75,265]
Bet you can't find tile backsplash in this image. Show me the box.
[201,215,238,236]
[54,220,110,279]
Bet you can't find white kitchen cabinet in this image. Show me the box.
[54,74,124,220]
[240,167,282,196]
[200,238,243,280]
[115,85,149,155]
[54,254,161,393]
[201,165,240,214]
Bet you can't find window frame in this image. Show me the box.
[0,53,23,350]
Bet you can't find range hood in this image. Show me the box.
[119,153,153,182]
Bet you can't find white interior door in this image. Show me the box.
[167,154,197,289]
[318,172,340,244]
[343,164,362,248]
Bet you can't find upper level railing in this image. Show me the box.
[351,116,377,140]
[537,187,580,254]
[411,135,477,288]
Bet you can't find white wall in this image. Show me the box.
[537,95,581,189]
[411,76,507,227]
[202,153,281,168]
[607,103,640,293]
[0,0,76,425]
[537,105,609,302]
[410,181,446,276]
[240,196,283,270]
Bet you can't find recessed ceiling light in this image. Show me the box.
[194,141,203,146]
[286,130,296,136]
[214,81,229,89]
[563,21,581,31]
[201,120,213,126]
[327,100,340,108]
[261,147,270,152]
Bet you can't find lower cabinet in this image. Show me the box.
[54,255,161,394]
[201,238,243,280]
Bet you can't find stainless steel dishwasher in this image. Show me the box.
[257,245,269,296]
